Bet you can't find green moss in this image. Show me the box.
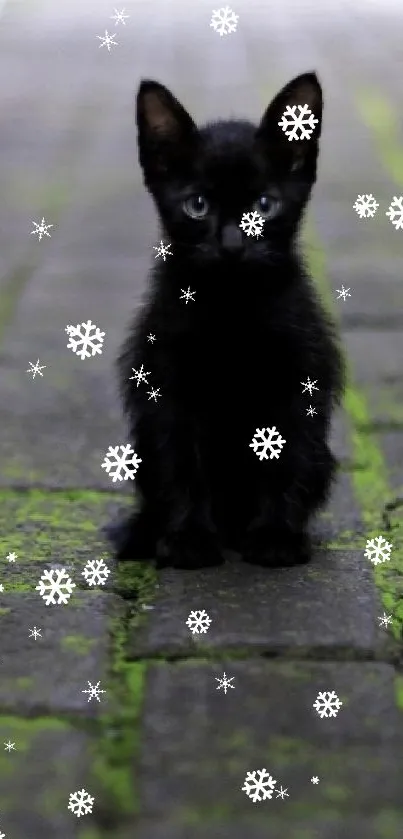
[14,677,34,689]
[60,634,97,654]
[0,607,11,615]
[355,90,403,187]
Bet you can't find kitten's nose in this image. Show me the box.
[221,223,244,255]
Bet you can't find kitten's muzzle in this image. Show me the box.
[220,223,244,256]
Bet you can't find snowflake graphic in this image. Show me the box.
[301,377,319,396]
[147,387,161,402]
[386,196,403,230]
[68,788,95,817]
[215,672,235,694]
[31,217,53,240]
[4,741,16,752]
[153,240,173,261]
[278,104,319,141]
[129,364,151,387]
[29,626,42,639]
[35,568,76,605]
[180,286,196,304]
[249,427,286,461]
[239,210,264,238]
[313,690,343,718]
[82,681,106,702]
[186,609,212,634]
[378,612,393,628]
[111,7,129,25]
[0,831,5,838]
[26,359,46,379]
[101,444,142,482]
[311,776,320,784]
[96,30,118,51]
[0,584,4,592]
[364,534,393,565]
[65,320,105,360]
[242,768,277,802]
[147,333,156,343]
[210,5,239,36]
[6,552,17,562]
[336,285,351,301]
[275,786,289,799]
[306,405,317,418]
[353,194,379,219]
[82,558,110,587]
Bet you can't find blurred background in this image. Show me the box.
[1,1,403,836]
[0,0,403,489]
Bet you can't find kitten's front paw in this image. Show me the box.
[243,530,312,567]
[158,529,224,569]
[105,514,157,561]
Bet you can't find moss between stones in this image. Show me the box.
[306,226,403,645]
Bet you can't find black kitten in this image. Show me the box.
[109,72,344,569]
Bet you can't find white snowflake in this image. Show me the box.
[386,196,403,230]
[180,286,196,304]
[147,387,161,402]
[215,672,235,694]
[239,210,264,238]
[210,5,239,36]
[65,320,105,360]
[31,217,53,240]
[29,626,42,639]
[313,690,343,718]
[129,364,151,387]
[306,405,317,417]
[68,788,95,818]
[242,768,277,803]
[301,377,319,396]
[35,568,76,605]
[364,534,393,565]
[153,240,172,261]
[4,741,16,752]
[101,444,142,482]
[26,359,46,379]
[311,776,320,784]
[249,427,286,461]
[0,584,4,592]
[278,104,319,141]
[378,612,393,628]
[353,194,379,219]
[275,786,289,799]
[96,30,118,51]
[186,609,212,634]
[111,7,129,25]
[82,681,106,702]
[147,333,156,343]
[82,558,110,587]
[6,552,17,562]
[336,285,351,301]
[0,831,6,838]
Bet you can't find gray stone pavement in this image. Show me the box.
[0,0,402,837]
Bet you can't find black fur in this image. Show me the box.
[109,72,344,568]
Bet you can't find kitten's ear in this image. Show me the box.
[257,72,323,169]
[136,80,198,180]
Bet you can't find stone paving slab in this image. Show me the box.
[136,661,403,821]
[129,548,382,657]
[0,720,99,839]
[0,593,124,715]
[133,815,402,839]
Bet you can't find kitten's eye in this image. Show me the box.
[253,195,278,219]
[182,194,209,219]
